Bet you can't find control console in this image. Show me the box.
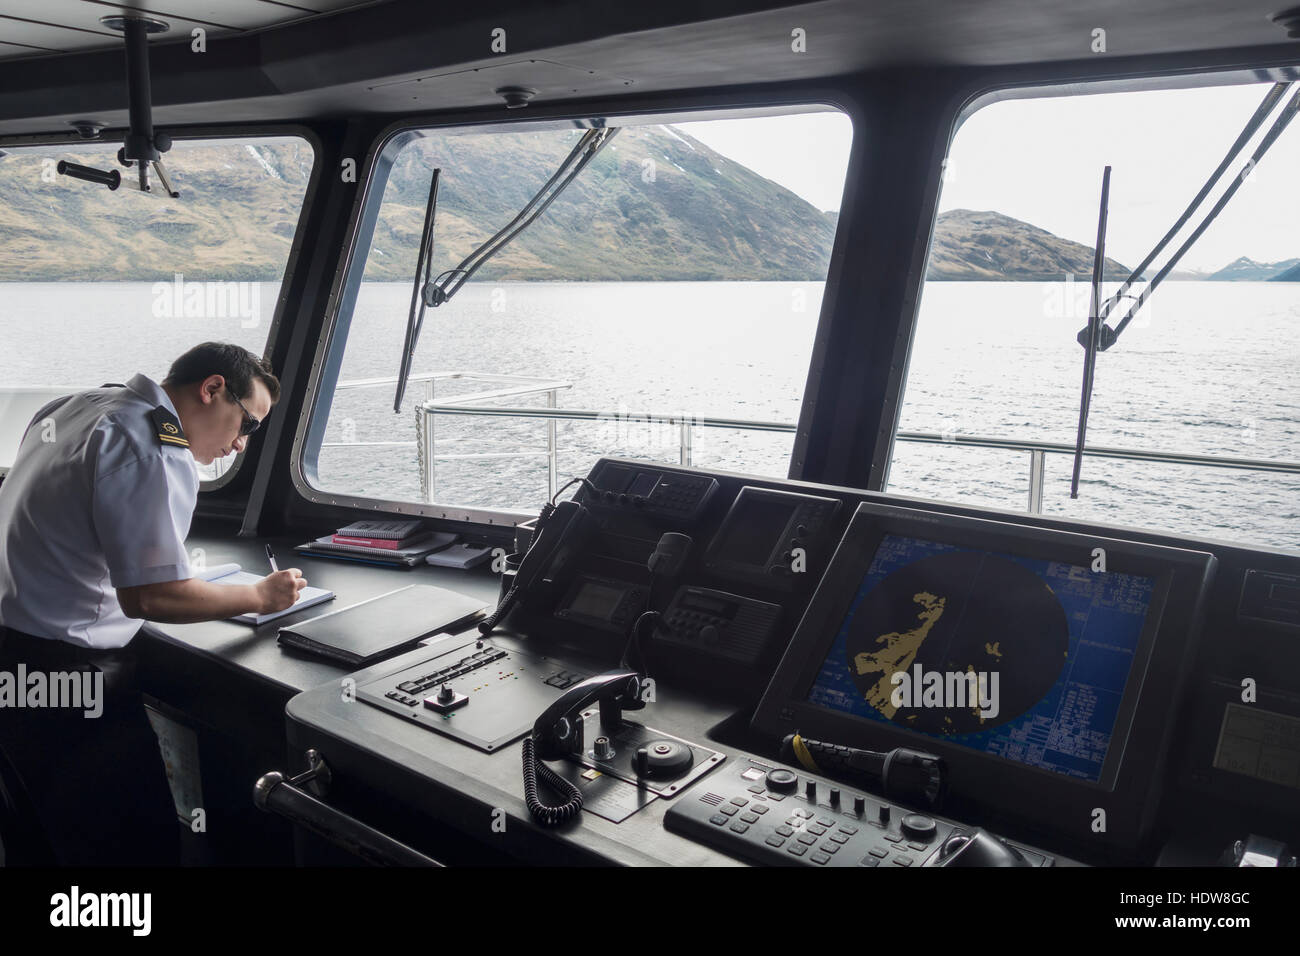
[665,758,1055,867]
[654,586,783,664]
[357,635,592,752]
[582,460,719,522]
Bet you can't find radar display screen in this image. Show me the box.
[806,534,1156,784]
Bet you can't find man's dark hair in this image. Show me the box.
[163,342,280,404]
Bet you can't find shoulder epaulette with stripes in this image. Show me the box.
[149,406,190,448]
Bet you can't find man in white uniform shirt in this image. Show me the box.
[0,342,306,865]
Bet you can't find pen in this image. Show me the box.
[265,544,280,573]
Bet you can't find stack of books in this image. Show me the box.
[294,519,458,567]
[330,520,431,550]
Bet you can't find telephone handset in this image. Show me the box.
[479,499,590,636]
[522,668,645,825]
[531,669,644,760]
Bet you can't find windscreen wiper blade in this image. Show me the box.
[1079,81,1290,352]
[394,168,442,412]
[1068,82,1300,498]
[1070,166,1112,499]
[423,126,619,308]
[392,127,618,411]
[1077,81,1299,353]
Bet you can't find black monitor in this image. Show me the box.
[752,501,1216,859]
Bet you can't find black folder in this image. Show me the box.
[277,584,488,667]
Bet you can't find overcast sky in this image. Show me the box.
[674,111,852,215]
[674,81,1300,274]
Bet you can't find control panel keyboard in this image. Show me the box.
[357,638,591,752]
[665,758,1053,867]
[388,646,510,703]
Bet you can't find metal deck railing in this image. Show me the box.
[323,371,572,501]
[316,375,1300,511]
[12,381,1292,512]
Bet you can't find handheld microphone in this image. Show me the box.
[780,732,947,809]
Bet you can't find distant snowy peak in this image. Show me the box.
[1206,256,1300,281]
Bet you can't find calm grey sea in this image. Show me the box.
[1,280,1297,550]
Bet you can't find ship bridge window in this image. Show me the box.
[0,134,317,486]
[891,80,1300,551]
[298,108,852,520]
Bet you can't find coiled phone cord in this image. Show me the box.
[478,478,599,637]
[521,737,584,825]
[477,582,519,636]
[478,500,558,636]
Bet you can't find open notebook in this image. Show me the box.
[195,562,336,625]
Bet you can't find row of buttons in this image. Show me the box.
[778,789,930,849]
[700,815,845,866]
[383,691,420,708]
[861,842,917,867]
[397,648,507,694]
[879,831,933,852]
[669,609,726,626]
[649,479,709,512]
[595,490,648,507]
[705,795,921,867]
[727,778,936,867]
[766,815,854,863]
[707,793,859,866]
[544,670,583,689]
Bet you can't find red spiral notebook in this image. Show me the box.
[294,532,457,567]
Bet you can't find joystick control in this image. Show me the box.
[423,683,468,714]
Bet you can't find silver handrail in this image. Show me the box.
[326,371,573,501]
[320,376,1300,514]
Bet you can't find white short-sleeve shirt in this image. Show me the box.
[0,374,199,648]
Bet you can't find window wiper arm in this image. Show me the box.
[1069,83,1300,498]
[1077,81,1298,354]
[393,127,618,411]
[423,126,619,308]
[394,168,442,412]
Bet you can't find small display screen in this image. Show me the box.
[711,495,797,567]
[805,534,1156,784]
[568,581,626,621]
[683,595,730,614]
[1213,703,1300,790]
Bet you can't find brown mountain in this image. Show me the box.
[926,209,1134,281]
[2,142,1159,283]
[0,139,314,282]
[0,130,839,283]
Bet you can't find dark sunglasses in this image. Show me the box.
[226,386,261,436]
